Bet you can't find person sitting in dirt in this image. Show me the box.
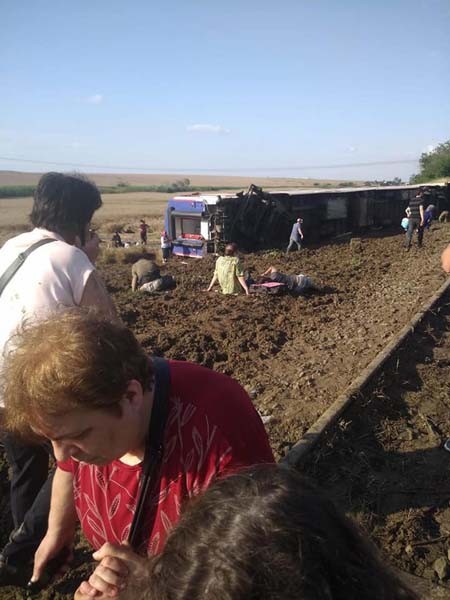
[111,231,124,248]
[1,310,274,597]
[206,242,249,295]
[135,464,416,600]
[260,266,319,296]
[131,253,161,292]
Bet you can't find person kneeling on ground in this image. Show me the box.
[206,243,249,295]
[131,254,175,293]
[261,266,319,296]
[129,464,416,600]
[2,309,274,597]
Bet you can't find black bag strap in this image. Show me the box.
[128,356,170,550]
[0,238,57,298]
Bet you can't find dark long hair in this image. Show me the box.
[30,172,101,238]
[143,465,417,600]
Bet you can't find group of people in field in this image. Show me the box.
[400,186,450,251]
[205,241,319,297]
[205,219,317,298]
[1,171,449,600]
[111,220,172,263]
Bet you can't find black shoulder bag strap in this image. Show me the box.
[128,356,170,551]
[0,238,57,298]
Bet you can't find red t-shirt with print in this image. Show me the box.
[57,360,274,555]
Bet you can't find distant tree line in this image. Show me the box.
[410,140,450,183]
[363,177,403,186]
[0,178,241,199]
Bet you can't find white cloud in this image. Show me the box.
[186,123,230,134]
[86,94,104,104]
[424,144,436,154]
[347,146,357,153]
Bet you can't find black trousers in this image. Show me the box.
[1,434,53,563]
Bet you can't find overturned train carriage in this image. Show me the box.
[164,183,450,258]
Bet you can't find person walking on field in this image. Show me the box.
[139,219,149,245]
[206,243,249,295]
[286,218,304,253]
[405,191,424,250]
[0,172,117,585]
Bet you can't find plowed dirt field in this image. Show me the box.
[1,222,450,598]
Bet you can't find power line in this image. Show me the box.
[0,155,419,173]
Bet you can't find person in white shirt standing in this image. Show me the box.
[0,172,116,586]
[160,230,171,263]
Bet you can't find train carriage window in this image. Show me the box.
[326,197,347,220]
[174,216,201,237]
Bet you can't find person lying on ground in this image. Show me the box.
[206,243,249,295]
[260,266,319,296]
[0,172,117,586]
[2,309,274,597]
[124,464,416,600]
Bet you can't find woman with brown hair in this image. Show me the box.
[139,464,416,600]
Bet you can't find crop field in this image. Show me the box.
[1,180,450,598]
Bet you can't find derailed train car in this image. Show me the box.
[164,183,449,258]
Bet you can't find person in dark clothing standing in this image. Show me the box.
[405,191,424,250]
[139,219,149,245]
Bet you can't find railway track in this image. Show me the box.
[284,281,450,597]
[283,277,450,467]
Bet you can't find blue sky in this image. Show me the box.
[1,0,449,181]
